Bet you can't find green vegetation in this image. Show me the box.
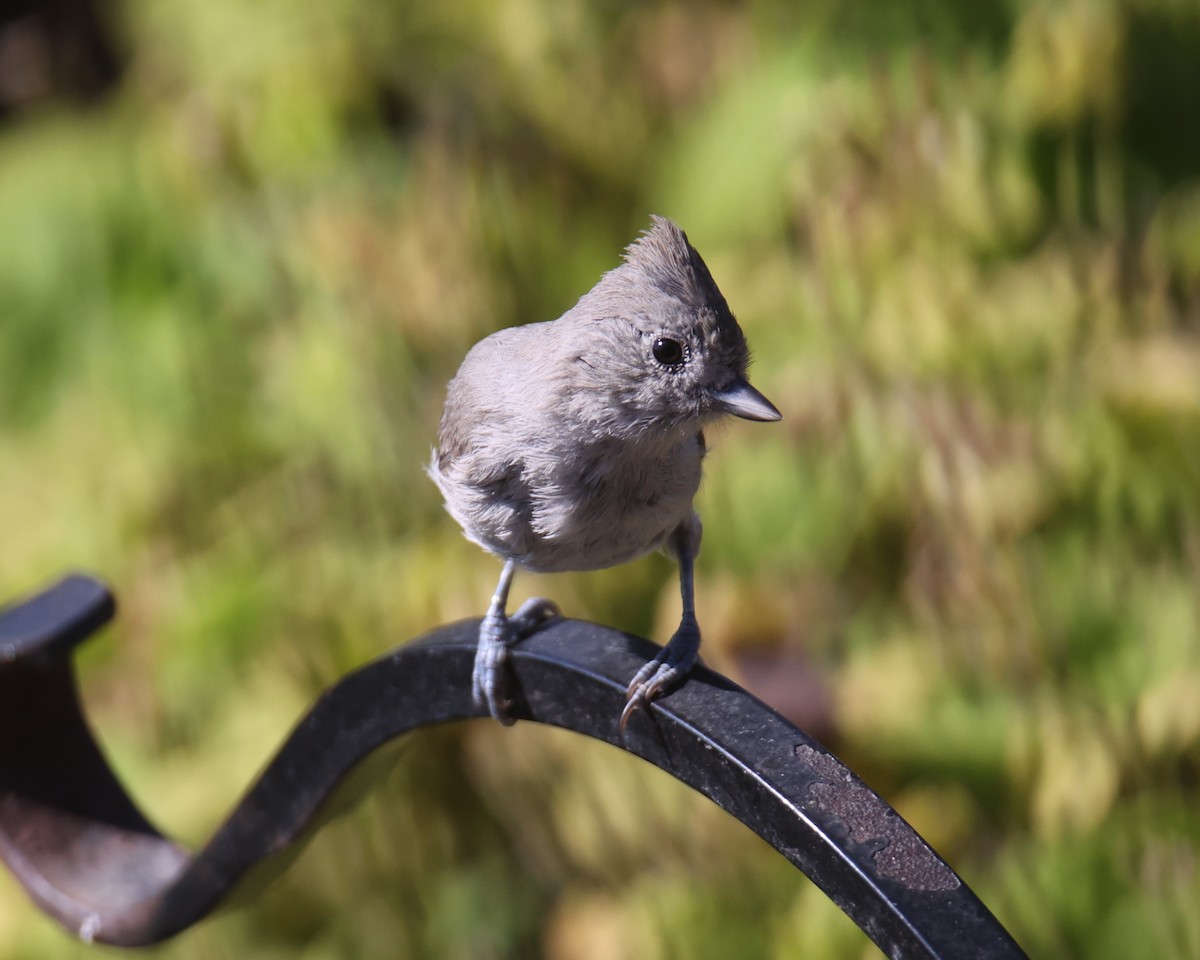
[2,1,1199,957]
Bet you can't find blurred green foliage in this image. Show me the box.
[2,0,1199,957]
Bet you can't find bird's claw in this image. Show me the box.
[510,597,561,634]
[473,611,515,724]
[619,658,682,732]
[619,619,700,733]
[473,597,560,725]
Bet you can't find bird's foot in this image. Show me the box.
[620,618,700,732]
[510,596,561,635]
[472,611,513,724]
[473,597,561,725]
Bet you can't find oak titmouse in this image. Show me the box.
[430,216,781,728]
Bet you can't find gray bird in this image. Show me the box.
[429,216,781,729]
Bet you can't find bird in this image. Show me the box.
[429,215,781,729]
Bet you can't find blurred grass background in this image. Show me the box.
[1,0,1199,957]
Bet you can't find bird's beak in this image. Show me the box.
[711,377,782,422]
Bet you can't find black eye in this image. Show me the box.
[653,337,685,366]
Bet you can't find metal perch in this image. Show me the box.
[0,574,1028,958]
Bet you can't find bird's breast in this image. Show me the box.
[520,432,704,572]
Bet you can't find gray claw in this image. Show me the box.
[510,597,561,634]
[473,611,515,725]
[473,597,560,725]
[619,619,700,733]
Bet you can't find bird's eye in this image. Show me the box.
[653,337,685,366]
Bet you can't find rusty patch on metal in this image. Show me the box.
[794,743,960,892]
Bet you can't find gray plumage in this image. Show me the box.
[430,216,780,727]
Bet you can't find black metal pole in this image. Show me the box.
[0,574,1028,958]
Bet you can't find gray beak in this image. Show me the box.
[711,377,782,422]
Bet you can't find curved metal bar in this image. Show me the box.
[0,575,1028,958]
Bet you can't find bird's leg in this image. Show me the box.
[621,514,703,731]
[473,559,517,723]
[474,559,560,725]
